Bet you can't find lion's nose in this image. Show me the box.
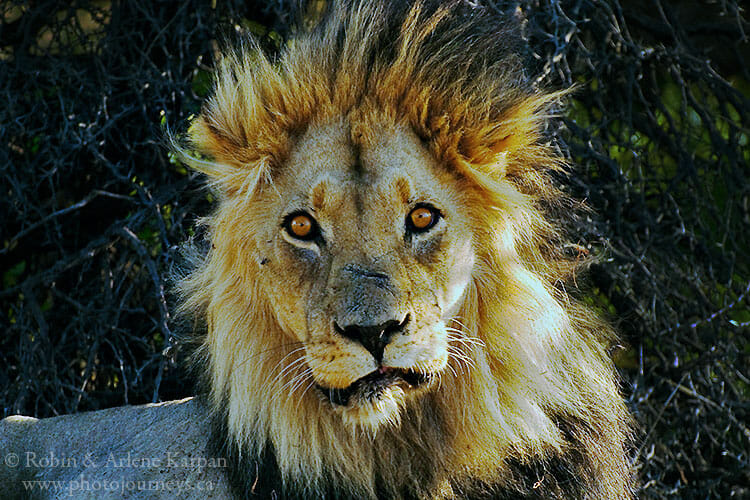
[334,315,409,363]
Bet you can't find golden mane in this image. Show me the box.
[175,1,633,498]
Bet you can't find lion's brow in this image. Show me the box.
[311,181,327,211]
[393,177,411,205]
[309,174,411,213]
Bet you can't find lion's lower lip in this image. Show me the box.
[319,368,431,406]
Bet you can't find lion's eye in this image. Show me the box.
[284,212,318,240]
[407,205,440,232]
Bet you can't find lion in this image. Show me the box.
[1,1,633,499]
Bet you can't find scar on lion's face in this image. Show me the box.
[249,119,475,425]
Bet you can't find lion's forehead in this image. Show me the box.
[280,119,444,209]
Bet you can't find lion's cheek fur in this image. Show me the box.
[440,236,475,318]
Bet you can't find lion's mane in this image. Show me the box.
[176,1,633,498]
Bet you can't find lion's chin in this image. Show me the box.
[318,367,434,430]
[338,385,407,430]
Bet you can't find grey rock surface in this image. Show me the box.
[0,398,234,499]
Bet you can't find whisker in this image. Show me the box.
[445,329,485,348]
[295,379,318,411]
[446,351,472,374]
[288,369,314,395]
[271,346,308,370]
[277,360,311,392]
[446,317,483,341]
[271,368,313,406]
[268,354,309,388]
[444,326,479,375]
[234,341,306,369]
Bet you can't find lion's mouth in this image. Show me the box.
[318,367,432,406]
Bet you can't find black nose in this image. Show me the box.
[334,315,409,363]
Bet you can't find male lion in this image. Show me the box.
[1,1,634,499]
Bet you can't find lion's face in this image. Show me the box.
[251,119,475,428]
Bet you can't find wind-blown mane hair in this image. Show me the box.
[176,1,634,498]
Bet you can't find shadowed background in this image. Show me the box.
[1,1,748,498]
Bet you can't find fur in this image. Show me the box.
[174,1,634,498]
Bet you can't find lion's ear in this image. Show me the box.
[171,116,277,198]
[417,91,566,189]
[460,92,565,172]
[422,91,567,208]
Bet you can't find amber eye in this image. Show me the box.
[407,205,440,232]
[285,212,318,240]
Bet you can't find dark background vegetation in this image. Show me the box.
[1,1,748,498]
